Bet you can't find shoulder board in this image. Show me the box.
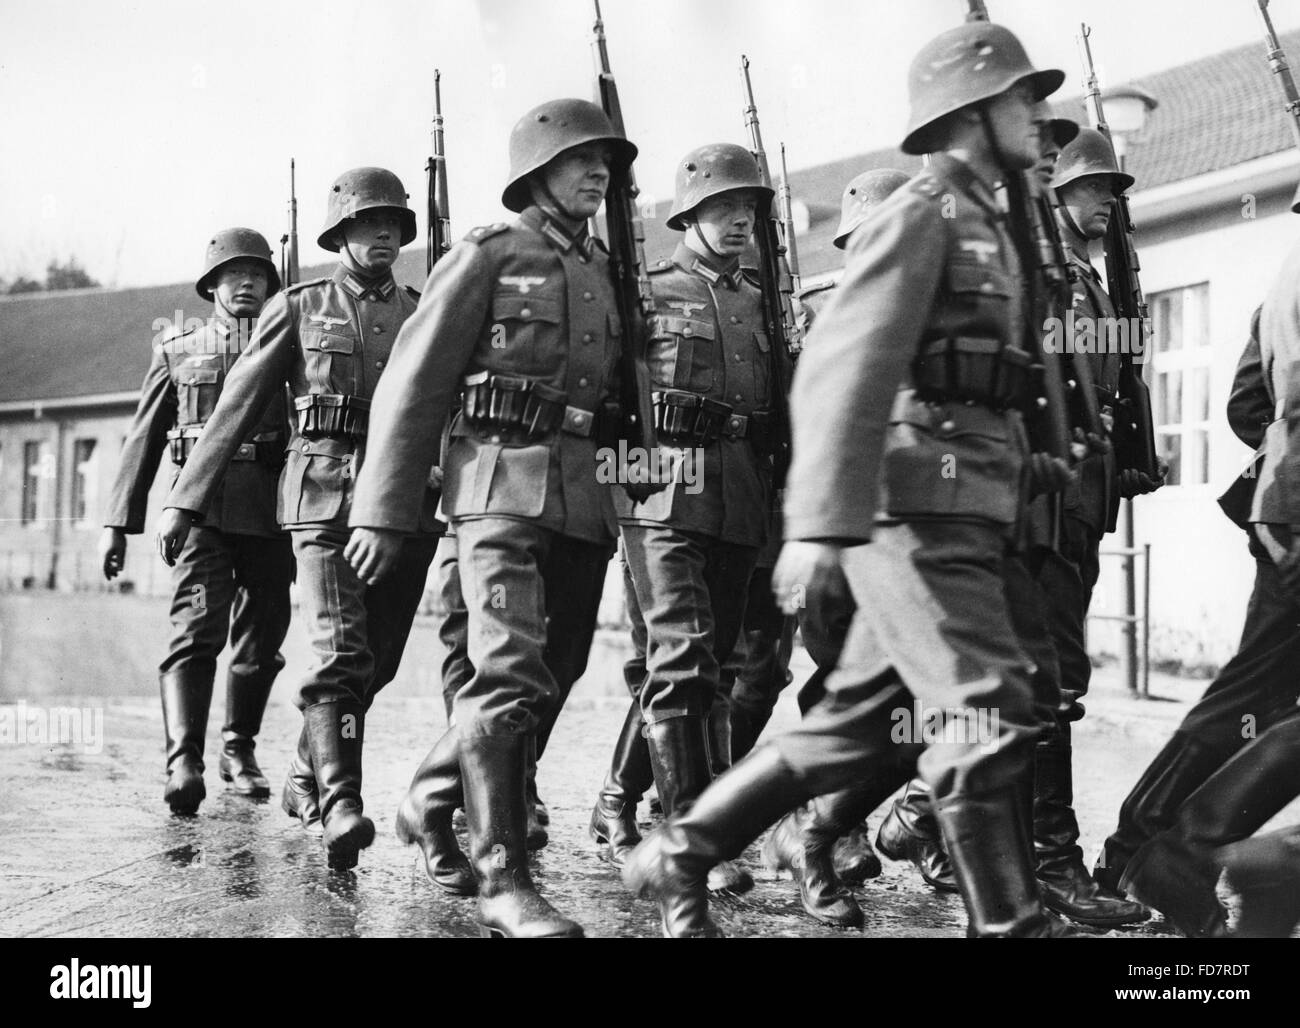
[797,280,835,298]
[908,173,943,200]
[403,285,421,301]
[159,322,196,345]
[284,277,329,295]
[648,257,675,276]
[464,223,510,244]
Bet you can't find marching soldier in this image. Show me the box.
[623,21,1077,938]
[157,169,440,869]
[589,143,786,898]
[1097,244,1300,893]
[874,123,1149,927]
[346,99,633,937]
[101,228,293,816]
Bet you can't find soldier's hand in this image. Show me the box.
[155,509,194,567]
[346,527,405,586]
[1029,453,1075,497]
[620,447,674,504]
[772,541,849,616]
[99,528,127,581]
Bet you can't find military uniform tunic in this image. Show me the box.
[614,241,780,724]
[350,206,619,738]
[167,266,440,709]
[106,316,293,688]
[774,153,1042,804]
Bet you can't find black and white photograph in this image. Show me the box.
[1,0,1298,975]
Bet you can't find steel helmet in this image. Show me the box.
[1050,127,1135,194]
[501,98,638,214]
[833,168,911,250]
[195,227,280,301]
[1292,180,1300,214]
[666,143,773,231]
[902,21,1064,156]
[316,167,417,252]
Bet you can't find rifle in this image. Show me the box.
[963,0,1078,463]
[590,0,658,494]
[778,143,801,304]
[280,158,299,288]
[1079,24,1160,479]
[740,55,797,486]
[1254,0,1300,149]
[427,69,452,275]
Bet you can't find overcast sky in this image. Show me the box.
[4,0,1300,289]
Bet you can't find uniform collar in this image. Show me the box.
[520,206,597,261]
[673,241,742,290]
[929,153,1003,218]
[333,263,397,302]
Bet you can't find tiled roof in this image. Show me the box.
[6,28,1299,404]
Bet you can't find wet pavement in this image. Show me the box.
[2,592,1296,938]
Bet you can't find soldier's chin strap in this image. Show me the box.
[531,177,587,228]
[688,220,729,263]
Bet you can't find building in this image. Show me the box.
[3,29,1299,667]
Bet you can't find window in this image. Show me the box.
[71,438,98,524]
[1148,283,1211,486]
[22,440,48,525]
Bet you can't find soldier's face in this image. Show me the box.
[985,82,1041,170]
[1034,134,1062,190]
[691,191,758,257]
[341,209,402,272]
[1059,175,1116,239]
[540,143,612,220]
[213,261,268,317]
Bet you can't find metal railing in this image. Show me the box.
[1089,542,1151,697]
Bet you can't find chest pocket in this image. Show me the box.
[492,293,563,371]
[174,365,221,426]
[649,314,716,393]
[302,329,358,394]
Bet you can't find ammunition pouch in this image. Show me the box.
[653,389,734,446]
[459,372,576,439]
[294,393,370,438]
[912,336,1036,412]
[167,426,287,468]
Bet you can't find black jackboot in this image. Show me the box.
[523,736,548,851]
[706,693,733,778]
[281,722,322,835]
[160,668,213,815]
[305,700,375,871]
[876,777,957,892]
[1093,732,1227,894]
[624,745,809,937]
[646,715,753,895]
[762,804,864,929]
[728,703,771,764]
[936,787,1077,938]
[219,670,275,798]
[1121,716,1300,938]
[590,700,654,867]
[462,733,583,938]
[395,727,475,895]
[1034,732,1149,926]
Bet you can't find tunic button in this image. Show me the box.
[940,420,956,433]
[730,316,740,324]
[682,325,693,337]
[734,393,743,403]
[520,307,532,318]
[376,360,385,369]
[734,353,743,363]
[373,325,384,334]
[583,291,594,301]
[729,417,741,429]
[980,282,994,293]
[578,377,589,387]
[583,333,594,343]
